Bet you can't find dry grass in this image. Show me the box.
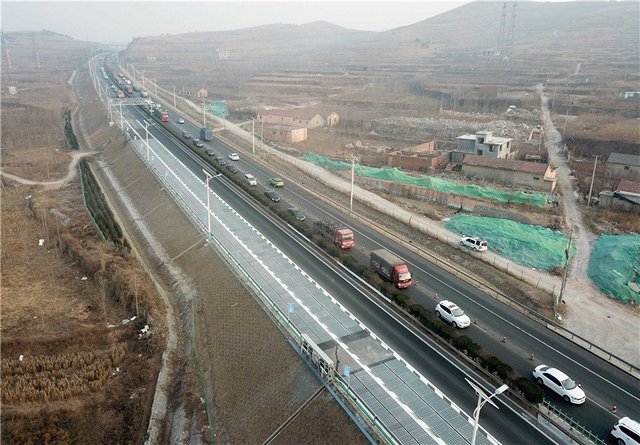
[1,30,164,445]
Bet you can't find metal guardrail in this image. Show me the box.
[542,400,608,445]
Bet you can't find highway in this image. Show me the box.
[97,62,639,444]
[165,105,638,438]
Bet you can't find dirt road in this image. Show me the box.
[0,150,96,186]
[538,84,639,365]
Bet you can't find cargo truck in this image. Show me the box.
[370,249,412,288]
[154,108,170,122]
[314,220,355,249]
[200,128,213,141]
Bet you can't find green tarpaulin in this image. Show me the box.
[444,215,575,270]
[303,152,548,207]
[588,234,640,303]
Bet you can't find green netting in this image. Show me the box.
[587,234,640,303]
[206,101,229,118]
[444,215,575,270]
[303,152,548,207]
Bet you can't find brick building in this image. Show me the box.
[461,155,556,191]
[455,130,513,160]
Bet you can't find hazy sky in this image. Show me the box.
[1,1,470,44]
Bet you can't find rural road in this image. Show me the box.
[538,84,639,365]
[0,151,96,186]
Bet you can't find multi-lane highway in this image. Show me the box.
[96,61,639,444]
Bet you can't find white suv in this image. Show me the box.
[612,417,640,445]
[244,173,257,186]
[435,300,471,328]
[460,236,488,252]
[228,153,240,161]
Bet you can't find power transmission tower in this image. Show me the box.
[497,3,507,59]
[505,1,517,59]
[32,32,41,69]
[1,32,12,70]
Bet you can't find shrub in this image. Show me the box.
[483,356,513,379]
[452,335,481,357]
[515,377,544,404]
[393,292,409,309]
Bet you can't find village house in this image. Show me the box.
[461,155,557,191]
[606,152,640,180]
[599,179,640,210]
[387,141,445,170]
[266,126,307,144]
[455,130,513,161]
[257,108,339,129]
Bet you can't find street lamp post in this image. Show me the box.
[465,378,509,445]
[203,169,213,242]
[144,121,150,160]
[252,119,255,155]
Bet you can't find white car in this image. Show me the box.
[611,417,640,445]
[532,365,586,404]
[435,300,471,328]
[177,118,185,124]
[228,153,240,161]
[244,173,257,186]
[459,236,488,252]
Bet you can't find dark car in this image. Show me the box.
[287,207,305,221]
[182,131,191,139]
[226,164,238,173]
[265,191,280,202]
[213,156,226,166]
[193,138,204,147]
[205,148,215,156]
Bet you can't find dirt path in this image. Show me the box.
[538,84,639,365]
[0,150,96,186]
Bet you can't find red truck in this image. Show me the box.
[315,220,355,249]
[370,249,412,289]
[154,108,170,122]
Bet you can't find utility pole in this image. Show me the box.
[252,119,255,155]
[173,86,176,108]
[562,109,569,139]
[350,153,359,213]
[587,155,598,206]
[556,229,573,321]
[202,101,206,127]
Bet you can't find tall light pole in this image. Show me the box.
[144,121,150,160]
[173,86,176,108]
[202,101,206,127]
[465,378,509,445]
[203,169,213,242]
[252,119,255,155]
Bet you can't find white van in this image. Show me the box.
[244,174,257,186]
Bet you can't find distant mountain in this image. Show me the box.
[124,20,375,63]
[336,1,639,67]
